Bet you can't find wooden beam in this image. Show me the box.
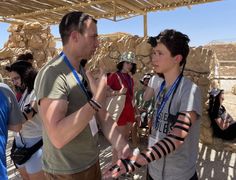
[113,0,117,21]
[95,0,221,20]
[4,0,111,19]
[0,0,221,24]
[116,0,145,15]
[143,13,147,37]
[0,18,24,24]
[143,0,222,12]
[104,14,140,22]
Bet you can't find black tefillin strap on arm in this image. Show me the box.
[110,37,190,174]
[147,112,192,162]
[109,112,192,174]
[109,158,142,174]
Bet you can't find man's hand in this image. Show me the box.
[138,107,147,113]
[103,153,144,179]
[119,86,127,95]
[103,159,127,179]
[94,74,107,105]
[117,144,132,159]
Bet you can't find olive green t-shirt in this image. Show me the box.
[34,54,99,174]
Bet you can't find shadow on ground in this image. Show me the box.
[7,132,236,180]
[198,143,236,180]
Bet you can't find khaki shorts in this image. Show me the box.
[44,160,101,180]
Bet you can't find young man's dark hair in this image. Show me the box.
[59,11,97,45]
[148,29,190,66]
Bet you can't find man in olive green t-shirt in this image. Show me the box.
[34,11,131,180]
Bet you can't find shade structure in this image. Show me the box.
[0,0,221,24]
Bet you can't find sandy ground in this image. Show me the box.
[7,92,236,180]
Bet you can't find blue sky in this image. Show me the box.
[0,0,235,48]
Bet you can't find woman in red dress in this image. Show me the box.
[107,51,137,164]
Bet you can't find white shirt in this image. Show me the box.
[18,89,42,138]
[148,75,164,96]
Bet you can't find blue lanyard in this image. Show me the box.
[154,75,182,129]
[60,52,90,99]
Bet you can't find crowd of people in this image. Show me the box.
[0,11,235,180]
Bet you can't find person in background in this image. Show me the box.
[208,79,220,98]
[6,60,44,180]
[0,83,24,180]
[135,73,155,129]
[104,29,202,180]
[143,73,164,102]
[208,89,236,140]
[34,11,131,180]
[107,51,136,165]
[5,52,34,101]
[131,73,155,145]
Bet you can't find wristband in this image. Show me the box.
[90,99,102,109]
[88,101,99,111]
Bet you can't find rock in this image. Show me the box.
[0,23,57,76]
[232,84,236,95]
[0,48,13,59]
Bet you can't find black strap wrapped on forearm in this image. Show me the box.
[109,158,142,174]
[109,112,193,174]
[144,112,192,162]
[120,159,129,172]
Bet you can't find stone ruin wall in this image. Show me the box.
[0,23,58,85]
[90,34,232,150]
[205,43,236,61]
[205,43,236,94]
[0,24,235,151]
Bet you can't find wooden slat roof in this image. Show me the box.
[0,0,221,24]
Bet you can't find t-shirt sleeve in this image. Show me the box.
[35,66,69,104]
[2,86,25,126]
[27,90,38,112]
[148,75,163,93]
[29,90,36,102]
[148,75,155,89]
[179,83,202,117]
